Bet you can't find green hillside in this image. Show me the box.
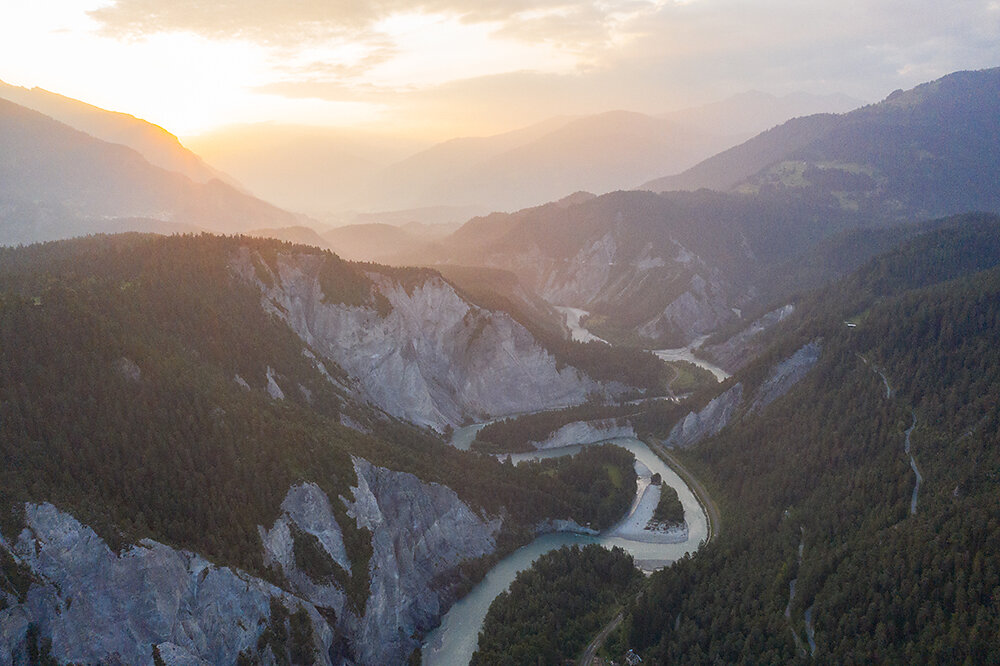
[0,233,636,599]
[617,215,1000,662]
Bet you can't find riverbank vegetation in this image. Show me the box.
[471,400,691,454]
[514,445,639,531]
[650,484,684,527]
[661,359,718,395]
[471,545,641,665]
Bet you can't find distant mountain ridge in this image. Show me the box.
[0,97,299,244]
[187,91,860,217]
[0,79,232,186]
[322,222,455,263]
[642,67,1000,220]
[410,68,1000,347]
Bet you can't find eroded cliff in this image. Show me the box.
[1,458,500,665]
[232,248,609,431]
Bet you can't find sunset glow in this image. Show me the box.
[2,0,998,138]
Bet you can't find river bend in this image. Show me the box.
[422,436,708,665]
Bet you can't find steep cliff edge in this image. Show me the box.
[698,304,795,373]
[529,418,636,450]
[232,248,613,430]
[0,458,500,665]
[748,341,822,413]
[663,340,822,449]
[0,503,334,665]
[448,221,740,347]
[664,384,744,449]
[344,459,500,664]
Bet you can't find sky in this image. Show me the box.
[1,0,998,139]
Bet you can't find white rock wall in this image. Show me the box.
[232,249,605,430]
[529,418,636,450]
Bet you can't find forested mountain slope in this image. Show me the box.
[0,233,638,664]
[619,215,1000,662]
[642,67,1000,221]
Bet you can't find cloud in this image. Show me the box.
[88,0,375,44]
[87,0,654,47]
[89,0,1000,136]
[88,0,650,88]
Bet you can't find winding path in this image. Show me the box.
[579,608,626,665]
[905,411,922,515]
[859,356,924,516]
[786,527,809,656]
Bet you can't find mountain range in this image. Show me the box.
[397,67,1000,348]
[187,91,860,219]
[642,67,1000,221]
[0,97,301,245]
[1,64,999,665]
[0,79,230,187]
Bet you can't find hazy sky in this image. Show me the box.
[2,0,997,138]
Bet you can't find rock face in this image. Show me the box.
[495,231,738,346]
[259,483,352,616]
[1,459,503,666]
[529,418,636,450]
[344,458,500,664]
[749,341,822,413]
[664,383,744,449]
[0,503,334,666]
[539,231,618,305]
[638,273,736,343]
[699,304,795,373]
[663,340,822,449]
[417,195,761,347]
[232,249,607,430]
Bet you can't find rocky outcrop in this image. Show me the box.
[662,340,821,449]
[638,272,736,344]
[664,383,743,449]
[532,519,600,536]
[266,365,286,400]
[473,227,739,347]
[748,341,822,413]
[539,231,617,305]
[262,465,505,665]
[0,503,334,665]
[344,458,500,664]
[528,418,635,450]
[1,459,505,666]
[259,483,351,615]
[232,249,608,430]
[699,304,795,373]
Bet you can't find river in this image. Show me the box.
[422,437,708,665]
[555,306,608,344]
[422,311,715,664]
[555,307,730,382]
[653,335,730,382]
